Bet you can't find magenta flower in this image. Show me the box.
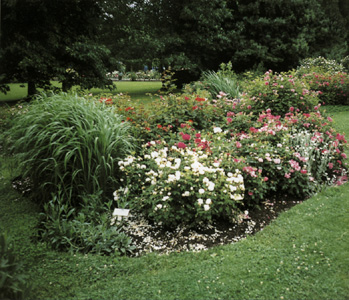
[182,134,191,141]
[177,142,187,149]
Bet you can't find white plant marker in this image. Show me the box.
[112,208,130,221]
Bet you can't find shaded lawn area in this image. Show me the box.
[0,109,348,299]
[0,81,163,103]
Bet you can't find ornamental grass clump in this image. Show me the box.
[7,92,134,207]
[201,70,241,99]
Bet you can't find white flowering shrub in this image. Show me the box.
[117,135,245,228]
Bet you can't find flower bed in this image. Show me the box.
[107,72,348,230]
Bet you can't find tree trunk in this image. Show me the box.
[62,80,72,92]
[27,81,37,97]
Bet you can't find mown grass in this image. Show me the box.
[0,108,348,299]
[0,81,163,103]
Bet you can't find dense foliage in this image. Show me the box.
[0,232,28,299]
[0,0,115,96]
[103,0,348,73]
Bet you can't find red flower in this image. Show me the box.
[182,134,191,141]
[100,97,113,104]
[185,96,190,100]
[195,138,201,144]
[125,106,134,111]
[301,169,307,174]
[195,133,201,138]
[195,97,206,102]
[227,117,233,124]
[236,141,242,148]
[177,142,187,149]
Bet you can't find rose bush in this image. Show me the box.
[241,70,320,116]
[116,127,246,228]
[103,63,348,229]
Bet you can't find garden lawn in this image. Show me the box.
[0,81,162,103]
[0,110,348,299]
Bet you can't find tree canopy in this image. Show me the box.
[0,0,115,96]
[0,0,348,97]
[104,0,348,73]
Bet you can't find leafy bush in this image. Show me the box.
[295,57,349,105]
[117,126,246,228]
[300,72,348,105]
[341,56,349,72]
[242,70,320,116]
[0,232,28,300]
[7,93,134,207]
[37,192,135,255]
[297,56,346,74]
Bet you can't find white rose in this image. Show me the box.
[213,127,222,133]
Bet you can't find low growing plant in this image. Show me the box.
[0,232,28,300]
[37,191,135,255]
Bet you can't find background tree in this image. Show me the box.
[0,0,115,97]
[102,0,348,75]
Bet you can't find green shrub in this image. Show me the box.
[295,57,348,105]
[37,192,135,255]
[300,72,348,105]
[242,70,320,116]
[117,127,246,228]
[0,232,28,300]
[7,92,134,207]
[297,56,345,74]
[341,56,349,72]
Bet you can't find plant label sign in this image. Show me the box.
[113,208,130,221]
